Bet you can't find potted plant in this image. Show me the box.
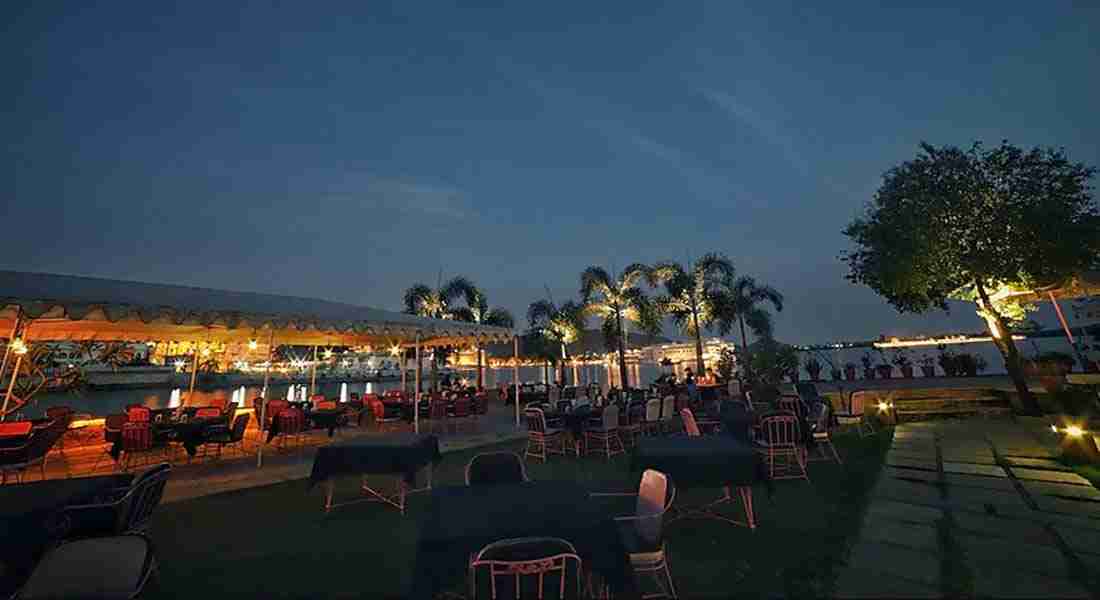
[804,356,823,381]
[843,362,857,381]
[892,350,914,378]
[918,354,936,377]
[875,352,893,379]
[861,353,875,380]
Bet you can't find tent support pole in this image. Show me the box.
[0,309,22,396]
[188,345,200,401]
[514,336,520,428]
[1049,291,1087,367]
[414,334,420,434]
[257,329,276,468]
[309,345,318,395]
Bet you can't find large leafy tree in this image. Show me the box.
[580,265,663,390]
[651,253,736,374]
[402,276,474,392]
[843,141,1099,414]
[714,275,784,381]
[527,299,586,385]
[450,285,515,390]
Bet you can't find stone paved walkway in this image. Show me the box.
[835,418,1100,598]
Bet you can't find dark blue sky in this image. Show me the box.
[4,1,1098,343]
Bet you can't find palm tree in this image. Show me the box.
[403,276,473,392]
[715,275,784,381]
[580,265,663,390]
[450,284,515,390]
[651,253,736,375]
[527,299,586,385]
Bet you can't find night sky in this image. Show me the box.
[4,2,1098,344]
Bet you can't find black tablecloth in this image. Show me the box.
[543,406,600,438]
[308,433,441,487]
[410,481,637,599]
[720,403,756,444]
[0,474,133,571]
[633,436,764,490]
[308,408,344,438]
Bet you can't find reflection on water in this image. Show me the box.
[22,365,664,419]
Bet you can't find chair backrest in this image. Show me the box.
[223,402,237,420]
[126,406,151,423]
[561,386,576,400]
[557,400,573,414]
[194,407,221,419]
[370,399,386,422]
[680,408,701,437]
[848,391,868,416]
[661,396,675,420]
[277,408,305,435]
[465,452,528,486]
[453,397,471,418]
[104,414,127,435]
[362,393,380,405]
[263,400,289,427]
[229,414,250,441]
[471,537,582,600]
[548,387,560,403]
[309,394,326,406]
[45,406,74,421]
[525,408,547,434]
[120,463,172,532]
[645,398,661,422]
[314,400,337,410]
[634,469,672,549]
[430,398,447,419]
[601,405,619,431]
[760,414,801,448]
[777,395,804,418]
[23,417,71,462]
[812,401,831,433]
[121,422,153,452]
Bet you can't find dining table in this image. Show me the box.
[309,433,441,514]
[410,480,638,599]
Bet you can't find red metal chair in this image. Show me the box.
[469,537,582,600]
[194,407,221,419]
[126,406,151,423]
[262,399,289,431]
[756,413,809,481]
[273,408,306,451]
[808,402,842,464]
[777,395,805,419]
[370,399,399,432]
[314,400,337,410]
[119,423,159,471]
[835,391,875,437]
[680,408,701,437]
[524,408,563,463]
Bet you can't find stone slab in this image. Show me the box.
[941,473,1019,494]
[859,516,940,553]
[846,540,941,588]
[887,455,939,471]
[872,479,943,506]
[1052,524,1100,556]
[998,447,1058,459]
[959,535,1072,578]
[887,450,937,463]
[1023,480,1100,502]
[1041,512,1100,533]
[951,511,1054,546]
[884,467,941,484]
[944,486,1031,516]
[866,500,944,525]
[833,566,942,599]
[941,462,1007,478]
[1034,496,1100,520]
[939,453,997,466]
[1003,457,1073,471]
[1009,468,1091,486]
[968,564,1090,599]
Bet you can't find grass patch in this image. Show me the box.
[144,430,893,598]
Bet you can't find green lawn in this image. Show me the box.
[144,428,892,598]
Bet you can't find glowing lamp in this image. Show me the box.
[248,339,259,351]
[1051,425,1059,433]
[323,349,334,360]
[877,401,891,413]
[201,347,211,357]
[1065,425,1085,438]
[11,338,28,355]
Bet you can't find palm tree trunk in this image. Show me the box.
[615,309,629,390]
[692,306,705,375]
[430,350,437,392]
[476,344,483,390]
[559,342,568,386]
[738,314,751,383]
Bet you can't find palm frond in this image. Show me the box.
[695,252,736,284]
[449,307,476,323]
[580,266,613,302]
[750,284,784,312]
[527,299,558,328]
[403,284,434,315]
[744,307,775,340]
[650,261,685,286]
[440,276,477,305]
[619,263,653,291]
[484,307,515,329]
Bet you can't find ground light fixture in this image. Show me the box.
[10,338,28,355]
[1054,422,1099,463]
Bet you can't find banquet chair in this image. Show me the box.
[680,408,701,437]
[755,414,809,481]
[643,398,662,436]
[808,402,842,464]
[618,402,644,448]
[659,396,676,434]
[14,534,157,600]
[586,405,624,461]
[429,396,449,434]
[1,417,70,484]
[273,408,306,451]
[524,408,563,463]
[314,400,337,410]
[261,399,289,431]
[206,414,251,458]
[45,406,76,455]
[63,463,172,539]
[91,414,128,473]
[310,394,327,409]
[591,469,678,599]
[118,422,161,472]
[469,537,582,600]
[126,406,151,424]
[835,391,875,437]
[465,452,528,486]
[370,399,401,432]
[194,407,222,419]
[777,395,806,419]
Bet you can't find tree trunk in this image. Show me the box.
[615,308,629,390]
[738,314,751,382]
[692,306,705,375]
[975,280,1041,415]
[544,360,550,385]
[559,342,568,387]
[476,344,483,390]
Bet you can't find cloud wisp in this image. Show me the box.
[701,88,810,177]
